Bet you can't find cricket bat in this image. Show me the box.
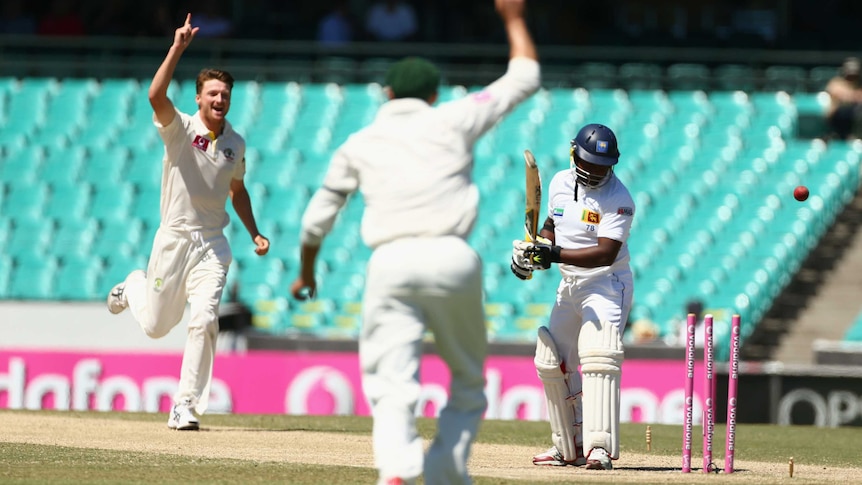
[523,149,541,280]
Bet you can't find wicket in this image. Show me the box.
[682,313,741,474]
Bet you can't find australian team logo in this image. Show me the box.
[223,148,236,162]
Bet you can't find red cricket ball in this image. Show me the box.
[794,185,809,201]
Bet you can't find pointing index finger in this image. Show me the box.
[185,13,192,26]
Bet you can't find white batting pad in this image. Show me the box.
[535,326,580,461]
[578,321,624,459]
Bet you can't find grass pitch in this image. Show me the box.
[1,410,858,484]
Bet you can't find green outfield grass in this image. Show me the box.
[1,410,859,484]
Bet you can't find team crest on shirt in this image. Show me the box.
[581,209,600,224]
[223,148,236,162]
[153,277,164,292]
[617,206,634,216]
[192,135,210,151]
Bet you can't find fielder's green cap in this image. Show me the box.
[385,57,440,100]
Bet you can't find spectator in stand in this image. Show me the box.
[317,0,355,46]
[137,1,178,38]
[191,0,234,38]
[365,0,418,42]
[825,57,862,140]
[0,0,36,35]
[88,0,135,36]
[37,0,85,36]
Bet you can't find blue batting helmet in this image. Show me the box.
[570,123,620,166]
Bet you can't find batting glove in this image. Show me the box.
[526,243,562,270]
[511,240,534,280]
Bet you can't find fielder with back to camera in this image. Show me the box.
[289,1,539,483]
[511,123,635,470]
[106,13,270,430]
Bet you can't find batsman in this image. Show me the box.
[511,123,635,470]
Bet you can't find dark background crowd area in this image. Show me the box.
[1,0,860,51]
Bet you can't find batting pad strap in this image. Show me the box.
[535,326,579,461]
[578,321,624,460]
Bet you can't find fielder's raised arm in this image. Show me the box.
[149,13,199,127]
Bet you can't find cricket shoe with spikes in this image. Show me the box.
[585,447,612,470]
[167,399,200,431]
[106,282,128,314]
[107,270,145,314]
[532,446,586,466]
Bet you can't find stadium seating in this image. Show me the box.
[1,73,860,361]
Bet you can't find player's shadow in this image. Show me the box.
[619,466,746,474]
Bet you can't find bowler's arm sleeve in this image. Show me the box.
[439,57,540,142]
[154,108,185,147]
[232,144,247,180]
[299,148,358,246]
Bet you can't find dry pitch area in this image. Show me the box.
[0,412,853,484]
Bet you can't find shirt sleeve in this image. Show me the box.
[154,109,185,147]
[598,193,635,242]
[232,143,246,180]
[299,147,357,246]
[437,57,541,143]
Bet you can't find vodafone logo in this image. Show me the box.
[285,366,355,415]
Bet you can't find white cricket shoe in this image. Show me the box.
[585,447,612,470]
[106,282,128,314]
[167,399,200,431]
[532,446,586,466]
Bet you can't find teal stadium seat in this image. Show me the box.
[0,216,9,256]
[360,57,396,84]
[0,146,43,184]
[99,254,147,295]
[666,63,711,91]
[54,253,103,300]
[618,63,663,90]
[808,66,838,92]
[29,78,96,149]
[763,65,808,93]
[315,56,358,85]
[5,181,48,222]
[126,147,163,188]
[8,255,58,300]
[131,186,162,228]
[53,217,98,260]
[80,146,130,185]
[0,254,10,298]
[713,64,758,92]
[89,182,134,221]
[38,145,86,185]
[92,218,144,262]
[573,62,618,90]
[45,181,92,221]
[5,78,57,136]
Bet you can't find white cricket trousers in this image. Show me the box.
[124,226,231,414]
[361,236,487,485]
[548,270,633,366]
[547,270,634,419]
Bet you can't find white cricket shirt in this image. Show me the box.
[546,169,635,278]
[301,57,541,248]
[155,109,246,232]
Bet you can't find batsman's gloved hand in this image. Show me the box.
[511,240,533,280]
[526,241,562,270]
